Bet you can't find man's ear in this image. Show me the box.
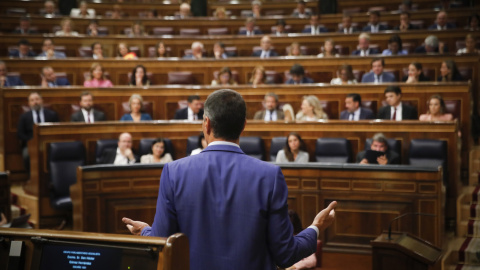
[203,116,211,136]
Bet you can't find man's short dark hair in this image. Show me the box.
[290,64,305,76]
[18,39,30,46]
[346,93,361,104]
[188,95,200,103]
[384,85,402,95]
[371,57,385,67]
[204,89,246,140]
[80,91,92,99]
[91,41,102,51]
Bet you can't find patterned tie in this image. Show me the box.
[392,108,397,120]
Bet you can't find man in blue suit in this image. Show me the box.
[40,66,70,87]
[9,39,36,58]
[0,61,25,87]
[302,14,328,34]
[351,33,380,56]
[252,35,279,58]
[340,93,375,120]
[428,11,456,30]
[37,38,66,59]
[362,11,388,33]
[361,58,396,83]
[238,17,263,36]
[123,89,337,270]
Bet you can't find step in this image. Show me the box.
[458,238,480,265]
[10,185,39,227]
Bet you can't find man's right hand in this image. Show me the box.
[311,201,337,232]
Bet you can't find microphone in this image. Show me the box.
[387,212,436,240]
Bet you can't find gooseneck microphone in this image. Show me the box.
[387,212,436,240]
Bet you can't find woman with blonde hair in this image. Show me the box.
[296,95,328,121]
[288,42,303,56]
[55,18,79,36]
[214,7,227,19]
[282,104,295,122]
[117,42,137,60]
[419,94,454,121]
[120,94,152,122]
[84,63,113,87]
[249,65,267,86]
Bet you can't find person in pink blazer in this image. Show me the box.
[84,62,113,87]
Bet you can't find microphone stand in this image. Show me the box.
[387,212,436,240]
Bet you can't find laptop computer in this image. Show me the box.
[0,214,31,228]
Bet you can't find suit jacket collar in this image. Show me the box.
[202,144,245,155]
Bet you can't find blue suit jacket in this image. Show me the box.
[37,51,67,58]
[238,29,263,35]
[119,113,152,121]
[252,49,279,57]
[45,77,70,87]
[302,25,328,34]
[340,108,375,120]
[428,23,456,30]
[141,144,317,269]
[361,71,396,83]
[285,77,314,84]
[5,76,25,87]
[351,48,380,56]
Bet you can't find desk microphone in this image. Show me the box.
[387,212,436,240]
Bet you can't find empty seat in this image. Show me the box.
[48,141,85,210]
[365,138,401,160]
[315,138,352,163]
[208,27,229,35]
[410,20,424,29]
[224,46,238,57]
[179,28,201,36]
[167,72,194,85]
[6,8,27,15]
[265,9,284,16]
[409,139,447,168]
[186,135,200,156]
[129,46,141,57]
[139,138,175,160]
[95,139,118,164]
[444,100,461,120]
[335,45,349,55]
[265,70,283,84]
[352,70,365,82]
[152,27,174,35]
[239,137,264,160]
[458,67,472,81]
[78,46,92,57]
[240,10,253,17]
[270,137,287,161]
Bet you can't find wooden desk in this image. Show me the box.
[72,163,444,252]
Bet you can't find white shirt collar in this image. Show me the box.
[208,141,240,148]
[81,108,93,123]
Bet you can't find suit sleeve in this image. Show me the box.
[142,163,179,237]
[17,114,29,143]
[173,109,181,119]
[267,167,317,268]
[253,111,262,120]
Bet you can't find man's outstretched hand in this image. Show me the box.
[311,201,337,233]
[122,217,150,235]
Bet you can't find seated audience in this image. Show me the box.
[331,64,357,85]
[286,64,314,84]
[211,67,237,86]
[214,7,227,19]
[377,85,418,120]
[129,21,147,37]
[399,0,413,12]
[318,39,339,57]
[9,39,36,58]
[414,35,446,54]
[252,36,278,58]
[140,138,173,164]
[177,3,191,19]
[190,133,207,155]
[361,58,396,83]
[438,60,463,82]
[130,65,150,87]
[288,42,303,56]
[174,95,204,120]
[183,41,204,59]
[357,133,400,165]
[41,66,70,87]
[251,0,262,18]
[428,11,456,30]
[84,63,113,87]
[466,13,479,30]
[457,34,479,54]
[249,65,267,86]
[338,15,358,34]
[419,94,454,121]
[146,9,159,19]
[273,19,288,36]
[254,92,284,121]
[340,93,375,120]
[117,42,138,60]
[42,0,60,17]
[382,35,408,56]
[213,42,228,59]
[91,42,104,59]
[100,132,137,164]
[362,11,388,33]
[156,41,168,58]
[291,0,312,18]
[71,91,106,122]
[394,11,418,31]
[403,62,430,83]
[0,61,25,87]
[109,4,125,19]
[282,104,295,122]
[70,1,95,18]
[276,132,309,163]
[120,94,152,122]
[13,16,38,34]
[86,19,99,36]
[286,210,317,269]
[239,17,262,36]
[18,92,59,171]
[55,18,79,36]
[38,38,66,59]
[352,33,379,56]
[302,14,328,34]
[296,95,328,121]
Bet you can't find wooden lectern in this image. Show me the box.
[371,232,442,270]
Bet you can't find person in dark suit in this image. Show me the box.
[377,85,418,120]
[428,11,456,30]
[393,12,419,31]
[40,66,70,87]
[0,61,25,87]
[41,0,61,17]
[9,39,36,58]
[272,19,288,36]
[340,93,375,120]
[291,0,312,18]
[285,64,314,84]
[100,132,137,164]
[122,89,337,269]
[70,91,106,123]
[174,95,204,120]
[12,17,38,35]
[253,92,285,121]
[302,14,328,34]
[338,15,359,34]
[361,58,396,83]
[37,38,66,59]
[252,35,279,58]
[17,92,59,172]
[238,17,263,36]
[351,33,379,56]
[362,11,388,33]
[356,133,400,165]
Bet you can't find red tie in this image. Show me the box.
[87,113,91,123]
[392,108,397,121]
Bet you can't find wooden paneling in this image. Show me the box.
[73,164,443,252]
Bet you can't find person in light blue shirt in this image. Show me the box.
[382,35,408,56]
